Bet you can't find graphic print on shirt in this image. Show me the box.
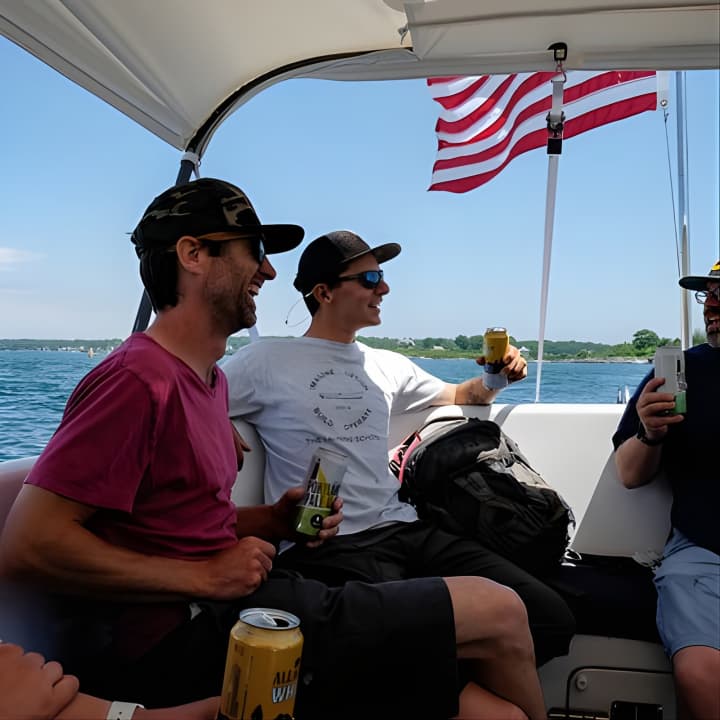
[306,366,382,446]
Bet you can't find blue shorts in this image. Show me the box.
[654,528,720,657]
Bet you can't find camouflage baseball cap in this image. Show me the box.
[293,230,401,294]
[131,178,304,256]
[679,261,720,291]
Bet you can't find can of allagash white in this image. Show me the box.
[217,608,303,720]
[483,327,510,390]
[294,447,347,537]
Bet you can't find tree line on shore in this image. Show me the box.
[355,328,692,360]
[3,328,705,360]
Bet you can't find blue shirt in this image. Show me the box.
[613,343,720,555]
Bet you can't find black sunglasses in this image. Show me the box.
[336,269,384,289]
[198,233,266,264]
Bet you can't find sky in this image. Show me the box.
[1,36,718,345]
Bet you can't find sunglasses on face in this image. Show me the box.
[336,269,384,289]
[198,234,266,264]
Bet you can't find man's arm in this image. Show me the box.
[614,377,684,488]
[57,694,220,720]
[0,485,275,601]
[0,643,219,720]
[432,345,528,406]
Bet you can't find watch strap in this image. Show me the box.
[107,701,144,720]
[636,423,665,447]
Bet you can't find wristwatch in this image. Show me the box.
[636,423,665,447]
[106,701,144,719]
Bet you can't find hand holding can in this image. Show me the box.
[482,327,510,390]
[294,448,347,537]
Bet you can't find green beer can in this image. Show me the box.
[294,447,347,537]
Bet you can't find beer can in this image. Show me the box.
[218,608,304,720]
[483,327,509,390]
[294,447,347,537]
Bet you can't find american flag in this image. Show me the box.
[428,70,659,193]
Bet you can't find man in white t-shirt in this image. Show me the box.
[224,230,576,669]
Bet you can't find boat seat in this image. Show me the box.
[0,456,37,537]
[0,455,63,657]
[231,418,266,507]
[544,555,660,643]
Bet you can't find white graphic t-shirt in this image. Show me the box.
[224,337,446,535]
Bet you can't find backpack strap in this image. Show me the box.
[389,416,474,482]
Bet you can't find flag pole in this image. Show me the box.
[536,156,559,402]
[535,45,567,403]
[676,71,692,350]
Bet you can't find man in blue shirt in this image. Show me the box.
[613,262,720,720]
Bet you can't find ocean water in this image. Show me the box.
[0,350,651,462]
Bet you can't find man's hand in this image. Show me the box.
[476,344,528,384]
[443,344,528,405]
[201,537,276,599]
[271,487,344,547]
[0,643,79,720]
[636,377,685,442]
[304,495,343,549]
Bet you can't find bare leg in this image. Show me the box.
[673,646,720,720]
[445,576,547,720]
[455,682,529,719]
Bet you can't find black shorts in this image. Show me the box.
[71,572,460,720]
[249,572,459,719]
[279,519,575,666]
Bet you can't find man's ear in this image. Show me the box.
[175,235,205,274]
[315,283,332,302]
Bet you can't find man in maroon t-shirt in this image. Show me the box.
[0,179,548,720]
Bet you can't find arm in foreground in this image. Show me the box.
[57,694,220,720]
[0,642,219,720]
[0,642,79,720]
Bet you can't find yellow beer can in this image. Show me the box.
[218,608,304,720]
[483,327,510,390]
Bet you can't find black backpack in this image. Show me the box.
[390,416,575,574]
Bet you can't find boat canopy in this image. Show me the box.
[1,0,718,156]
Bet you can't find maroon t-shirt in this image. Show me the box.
[26,333,238,560]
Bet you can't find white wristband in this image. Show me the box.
[106,701,144,719]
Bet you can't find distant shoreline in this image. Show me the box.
[0,349,650,364]
[1,343,655,364]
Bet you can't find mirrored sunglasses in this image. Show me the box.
[336,269,384,289]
